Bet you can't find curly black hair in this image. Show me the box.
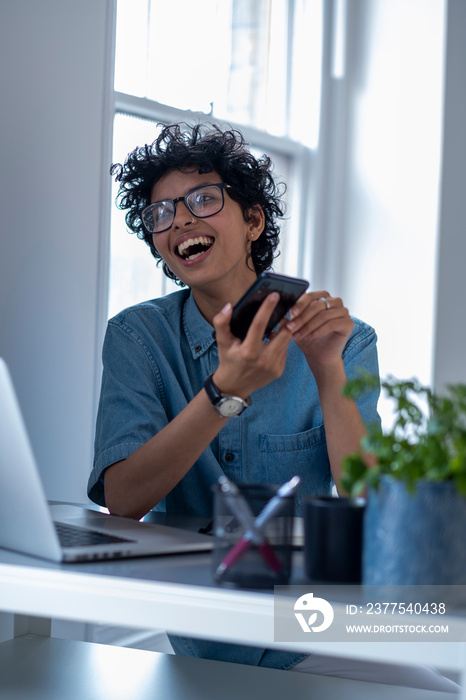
[111,123,286,286]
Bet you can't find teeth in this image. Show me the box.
[177,236,213,257]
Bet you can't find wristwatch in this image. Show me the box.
[204,374,251,417]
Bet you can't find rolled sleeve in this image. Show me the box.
[343,318,381,430]
[87,319,168,507]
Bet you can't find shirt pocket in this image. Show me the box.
[259,424,332,514]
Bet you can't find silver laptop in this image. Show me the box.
[0,357,212,562]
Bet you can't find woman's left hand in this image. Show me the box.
[286,291,353,371]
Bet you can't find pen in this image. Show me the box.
[215,476,300,581]
[214,477,283,579]
[254,475,301,529]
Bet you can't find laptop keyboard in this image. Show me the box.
[54,521,135,548]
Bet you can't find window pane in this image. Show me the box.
[114,0,292,136]
[114,0,149,98]
[249,148,297,275]
[289,0,323,148]
[146,0,231,115]
[108,115,178,319]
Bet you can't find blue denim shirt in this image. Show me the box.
[88,288,380,669]
[89,289,380,512]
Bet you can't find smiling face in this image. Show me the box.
[149,168,264,304]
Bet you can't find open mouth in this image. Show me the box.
[176,236,214,261]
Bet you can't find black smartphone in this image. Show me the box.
[230,272,309,341]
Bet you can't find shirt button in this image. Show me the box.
[195,344,202,352]
[224,452,235,463]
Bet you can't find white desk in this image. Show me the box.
[1,523,465,698]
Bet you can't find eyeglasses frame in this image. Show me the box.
[141,183,233,235]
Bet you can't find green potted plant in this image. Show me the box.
[341,374,466,584]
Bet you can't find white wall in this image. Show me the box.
[0,0,114,502]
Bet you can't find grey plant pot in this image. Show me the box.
[363,476,466,585]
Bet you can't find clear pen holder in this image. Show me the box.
[212,483,294,588]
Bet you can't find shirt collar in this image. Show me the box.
[183,292,217,359]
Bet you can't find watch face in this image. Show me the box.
[217,397,245,417]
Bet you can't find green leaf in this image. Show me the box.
[340,375,466,495]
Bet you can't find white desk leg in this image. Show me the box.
[14,614,51,637]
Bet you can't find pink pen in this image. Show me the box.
[216,527,281,578]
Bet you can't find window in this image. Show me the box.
[108,0,322,318]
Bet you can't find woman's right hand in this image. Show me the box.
[212,293,293,398]
[104,294,293,520]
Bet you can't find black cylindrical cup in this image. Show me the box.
[304,496,365,583]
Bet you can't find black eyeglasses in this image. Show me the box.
[141,183,232,234]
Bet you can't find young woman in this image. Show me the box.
[87,125,460,691]
[86,120,383,672]
[88,124,380,524]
